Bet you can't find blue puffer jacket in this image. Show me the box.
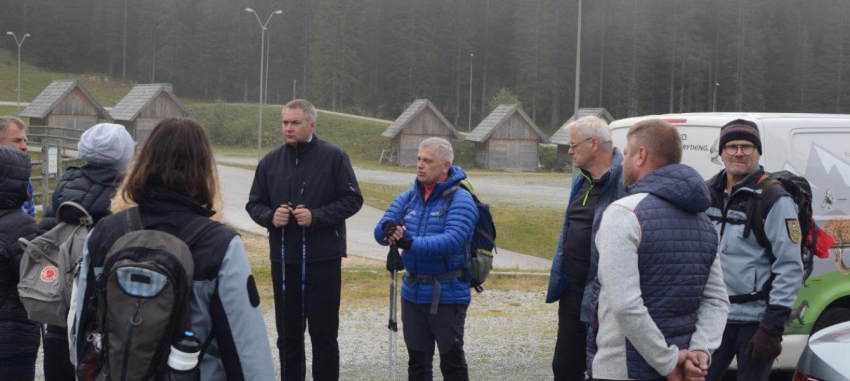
[374,166,478,306]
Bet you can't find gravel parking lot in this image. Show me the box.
[266,289,558,380]
[33,288,558,381]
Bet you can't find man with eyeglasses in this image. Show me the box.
[546,115,626,381]
[704,119,803,381]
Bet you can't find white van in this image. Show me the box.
[609,113,850,370]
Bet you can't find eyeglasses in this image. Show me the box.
[723,144,756,156]
[568,137,594,150]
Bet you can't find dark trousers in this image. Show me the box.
[43,326,75,381]
[553,287,587,381]
[401,299,468,381]
[272,258,342,381]
[0,356,36,381]
[706,323,773,381]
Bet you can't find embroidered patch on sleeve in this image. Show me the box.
[786,219,802,244]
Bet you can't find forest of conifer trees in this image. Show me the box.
[1,0,848,130]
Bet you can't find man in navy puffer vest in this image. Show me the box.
[375,137,478,381]
[587,119,729,380]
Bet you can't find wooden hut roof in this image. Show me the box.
[382,99,462,139]
[110,83,189,122]
[550,108,614,145]
[465,104,550,144]
[20,80,112,120]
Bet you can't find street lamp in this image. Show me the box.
[122,0,127,83]
[265,32,271,107]
[246,8,283,161]
[7,32,30,114]
[712,82,719,112]
[574,0,582,116]
[468,53,474,132]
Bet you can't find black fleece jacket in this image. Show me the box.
[246,135,363,264]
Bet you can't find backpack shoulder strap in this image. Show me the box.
[57,201,93,226]
[179,218,223,248]
[400,187,416,216]
[442,184,460,208]
[745,174,785,249]
[124,207,145,233]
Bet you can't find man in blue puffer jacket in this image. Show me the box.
[374,137,478,381]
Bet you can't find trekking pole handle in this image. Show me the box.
[388,267,398,332]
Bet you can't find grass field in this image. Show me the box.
[0,49,131,107]
[239,230,549,312]
[7,48,563,261]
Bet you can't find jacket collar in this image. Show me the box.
[709,166,765,195]
[286,134,320,156]
[140,186,216,218]
[78,164,122,186]
[414,165,468,204]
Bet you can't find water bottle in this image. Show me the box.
[167,331,201,380]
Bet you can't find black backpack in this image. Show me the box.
[744,171,832,289]
[446,180,497,293]
[74,207,219,381]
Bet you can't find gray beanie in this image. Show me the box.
[78,123,135,170]
[720,119,762,154]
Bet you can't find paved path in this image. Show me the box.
[217,164,553,270]
[316,109,393,124]
[216,155,570,209]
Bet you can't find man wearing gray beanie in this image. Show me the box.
[37,123,135,381]
[704,119,803,380]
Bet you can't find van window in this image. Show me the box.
[611,124,723,180]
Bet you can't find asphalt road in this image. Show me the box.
[217,164,553,270]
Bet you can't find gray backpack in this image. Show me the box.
[18,201,92,328]
[75,207,216,381]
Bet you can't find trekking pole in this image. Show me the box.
[387,245,400,381]
[280,204,288,376]
[300,224,307,381]
[298,183,307,381]
[281,208,287,295]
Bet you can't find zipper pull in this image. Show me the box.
[130,299,143,326]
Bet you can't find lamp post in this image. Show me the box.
[265,32,271,107]
[122,0,127,83]
[7,32,30,114]
[574,0,582,116]
[468,53,474,132]
[246,8,283,161]
[712,82,719,112]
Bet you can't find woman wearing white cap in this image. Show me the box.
[37,123,135,381]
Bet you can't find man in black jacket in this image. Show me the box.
[246,99,363,381]
[0,145,40,381]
